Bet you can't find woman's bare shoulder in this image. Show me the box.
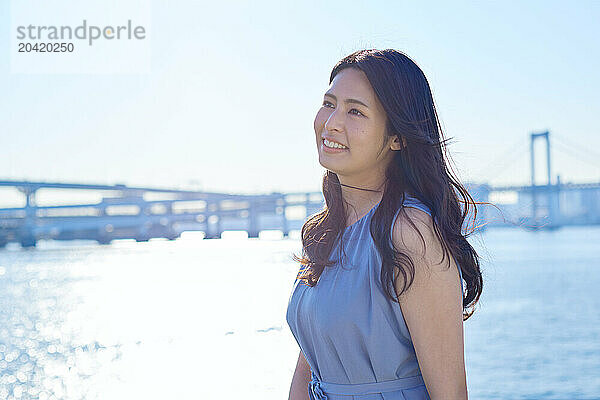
[391,206,442,265]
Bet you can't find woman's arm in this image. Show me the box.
[391,207,468,400]
[288,350,312,400]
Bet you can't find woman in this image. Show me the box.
[286,49,483,400]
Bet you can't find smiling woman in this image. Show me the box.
[286,49,483,400]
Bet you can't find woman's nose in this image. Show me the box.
[324,109,344,133]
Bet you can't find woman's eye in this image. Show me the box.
[322,101,364,117]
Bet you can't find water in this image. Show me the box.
[0,227,598,399]
[464,227,600,399]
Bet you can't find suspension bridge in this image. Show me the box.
[0,130,598,248]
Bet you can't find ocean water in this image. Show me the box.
[0,227,598,399]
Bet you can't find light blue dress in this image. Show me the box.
[286,194,464,400]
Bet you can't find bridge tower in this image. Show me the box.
[17,186,38,247]
[530,130,559,226]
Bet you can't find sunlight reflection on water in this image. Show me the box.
[0,226,599,399]
[0,236,301,398]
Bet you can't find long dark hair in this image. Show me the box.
[292,49,483,320]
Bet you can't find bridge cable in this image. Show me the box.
[553,140,600,171]
[552,132,600,162]
[477,139,531,184]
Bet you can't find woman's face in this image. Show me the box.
[314,67,402,181]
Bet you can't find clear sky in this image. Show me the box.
[1,0,599,198]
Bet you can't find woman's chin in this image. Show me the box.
[318,157,345,173]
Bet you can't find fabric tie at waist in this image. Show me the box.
[308,373,426,400]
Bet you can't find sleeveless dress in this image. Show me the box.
[286,194,464,400]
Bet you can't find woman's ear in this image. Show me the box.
[390,135,407,151]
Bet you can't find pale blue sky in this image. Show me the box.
[1,0,599,197]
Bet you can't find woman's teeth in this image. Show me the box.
[323,138,348,149]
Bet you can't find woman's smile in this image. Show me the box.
[321,137,349,153]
